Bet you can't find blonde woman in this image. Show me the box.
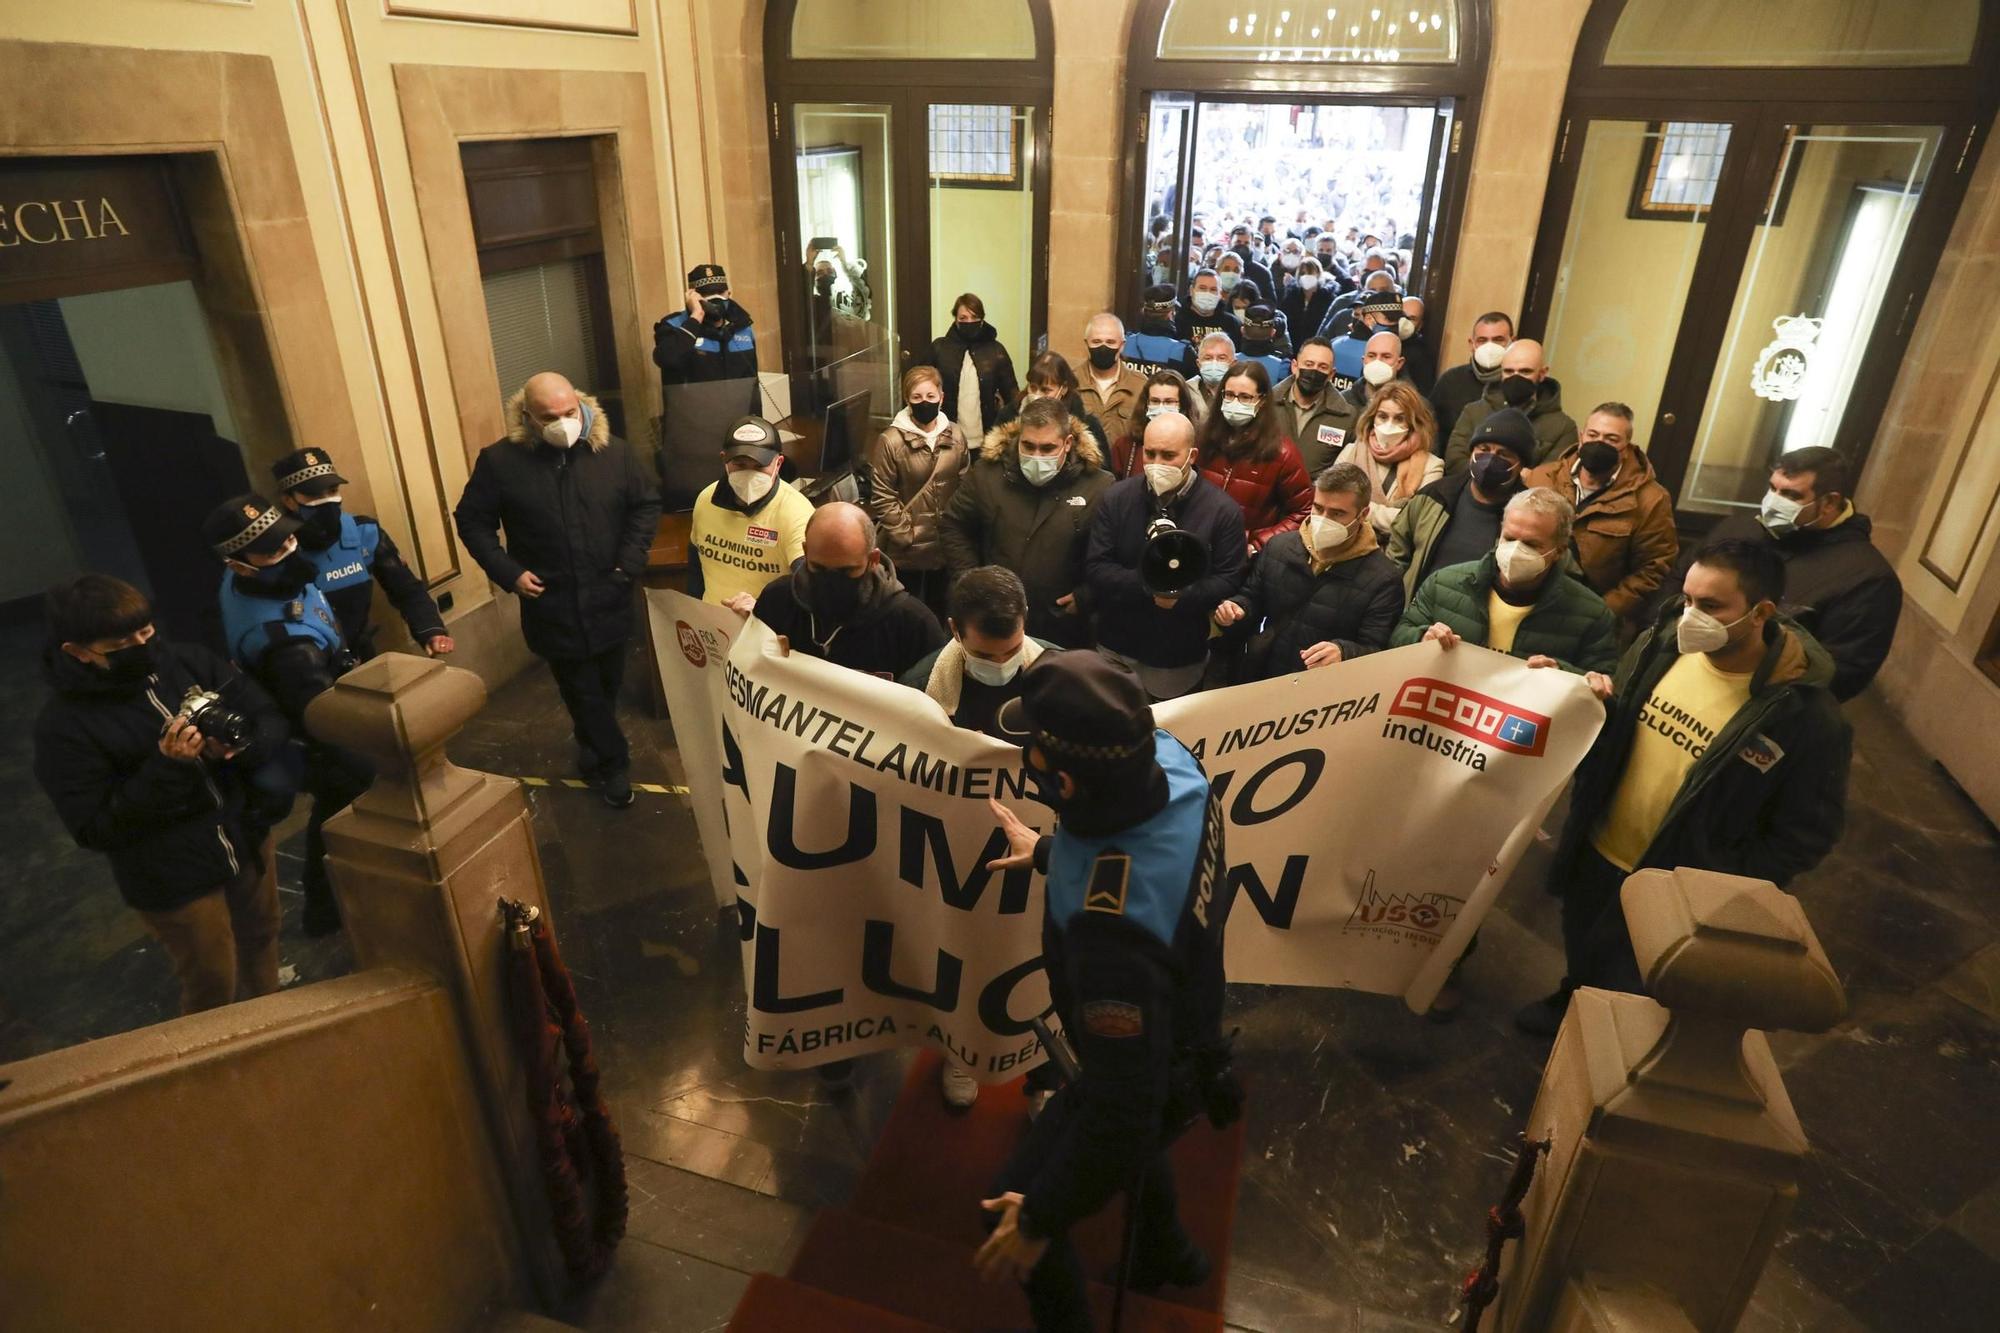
[1336,380,1442,537]
[868,365,969,617]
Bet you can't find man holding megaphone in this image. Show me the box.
[1084,410,1248,702]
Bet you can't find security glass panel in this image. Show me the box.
[930,104,1036,366]
[796,102,899,423]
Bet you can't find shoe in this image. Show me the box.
[1025,1088,1054,1120]
[302,890,343,939]
[1513,984,1574,1038]
[940,1060,979,1110]
[601,773,635,809]
[1129,1241,1212,1293]
[576,749,605,787]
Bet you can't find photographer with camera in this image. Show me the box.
[33,574,293,1014]
[976,651,1242,1332]
[207,494,373,938]
[1083,410,1246,701]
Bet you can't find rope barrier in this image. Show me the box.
[1459,1132,1552,1332]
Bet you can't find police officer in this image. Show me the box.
[653,262,760,415]
[271,447,452,660]
[205,494,373,938]
[976,652,1242,1332]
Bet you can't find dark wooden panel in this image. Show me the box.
[0,156,195,304]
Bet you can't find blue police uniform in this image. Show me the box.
[1122,328,1197,380]
[1243,351,1293,385]
[219,571,345,673]
[298,511,445,659]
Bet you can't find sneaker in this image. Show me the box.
[940,1060,979,1110]
[1513,985,1573,1038]
[601,773,636,809]
[1129,1241,1212,1293]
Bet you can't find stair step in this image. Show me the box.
[727,1272,952,1332]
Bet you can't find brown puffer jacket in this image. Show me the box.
[867,409,971,571]
[1524,443,1679,621]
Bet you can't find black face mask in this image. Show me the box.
[245,552,317,594]
[910,400,942,425]
[297,500,343,547]
[1086,345,1119,371]
[806,565,869,623]
[101,640,156,683]
[1294,369,1330,398]
[1500,375,1538,408]
[1470,453,1520,494]
[814,273,836,294]
[703,297,730,321]
[1578,441,1619,478]
[952,321,982,343]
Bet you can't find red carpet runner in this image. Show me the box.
[727,1050,1243,1332]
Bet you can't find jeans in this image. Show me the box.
[548,642,631,779]
[985,1082,1190,1332]
[137,838,282,1014]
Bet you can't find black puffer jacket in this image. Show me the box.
[1085,474,1248,668]
[34,640,290,912]
[922,323,1018,439]
[454,391,663,660]
[752,557,948,680]
[1226,530,1405,680]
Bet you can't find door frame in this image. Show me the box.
[763,1,1055,409]
[1520,0,2000,519]
[1117,0,1491,335]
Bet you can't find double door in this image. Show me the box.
[1525,102,1981,522]
[771,88,1050,459]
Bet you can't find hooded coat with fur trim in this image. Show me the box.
[454,390,663,659]
[938,416,1113,649]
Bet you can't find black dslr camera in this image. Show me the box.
[169,685,254,750]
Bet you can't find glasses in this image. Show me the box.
[1221,391,1261,405]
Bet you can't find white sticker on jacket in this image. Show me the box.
[1737,733,1785,774]
[1317,425,1346,447]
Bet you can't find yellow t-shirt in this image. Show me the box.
[1485,591,1535,654]
[688,479,812,606]
[1592,652,1754,871]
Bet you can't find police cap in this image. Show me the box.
[204,493,303,559]
[996,652,1155,772]
[272,447,347,497]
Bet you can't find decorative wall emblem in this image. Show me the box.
[1749,315,1822,402]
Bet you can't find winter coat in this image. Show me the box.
[1279,286,1335,346]
[921,323,1018,439]
[1270,377,1365,475]
[653,300,761,413]
[454,391,663,660]
[1427,360,1499,458]
[939,416,1114,649]
[1198,436,1315,551]
[1085,474,1248,668]
[867,410,971,572]
[1400,333,1439,395]
[752,556,947,680]
[1390,550,1620,675]
[1226,528,1405,679]
[1386,470,1517,599]
[1175,305,1242,352]
[1669,510,1902,702]
[1078,363,1150,451]
[1443,377,1578,475]
[33,639,290,912]
[1551,609,1851,890]
[1524,445,1680,621]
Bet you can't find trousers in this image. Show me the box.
[136,838,282,1014]
[302,740,376,908]
[547,642,631,778]
[1559,844,1645,994]
[986,1082,1191,1332]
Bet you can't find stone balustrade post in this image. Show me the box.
[306,654,566,1307]
[1493,866,1848,1332]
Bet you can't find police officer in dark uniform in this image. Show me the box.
[653,262,761,415]
[205,494,372,938]
[271,447,453,661]
[977,651,1242,1332]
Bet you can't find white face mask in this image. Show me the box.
[1494,538,1550,585]
[1020,452,1063,487]
[1298,273,1321,292]
[1221,400,1257,426]
[1398,316,1417,339]
[1190,291,1221,315]
[727,469,774,504]
[1372,419,1409,443]
[963,643,1027,687]
[1144,462,1186,495]
[1362,360,1396,388]
[1281,252,1303,270]
[1471,341,1508,372]
[1145,402,1178,420]
[1216,272,1241,292]
[1305,513,1351,552]
[1677,604,1753,655]
[541,414,584,448]
[1198,361,1229,384]
[1758,489,1812,536]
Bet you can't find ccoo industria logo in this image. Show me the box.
[1388,678,1551,756]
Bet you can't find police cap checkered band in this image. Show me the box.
[688,263,729,294]
[996,652,1155,768]
[216,503,283,555]
[1033,726,1150,763]
[276,460,338,491]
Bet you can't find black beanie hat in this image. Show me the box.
[1467,407,1538,467]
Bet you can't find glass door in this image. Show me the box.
[1680,123,1941,513]
[926,102,1041,363]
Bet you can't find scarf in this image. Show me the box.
[956,349,984,441]
[922,636,1046,717]
[1308,519,1380,576]
[1368,436,1431,503]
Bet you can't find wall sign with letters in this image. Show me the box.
[0,155,197,303]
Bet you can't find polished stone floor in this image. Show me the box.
[6,630,2000,1331]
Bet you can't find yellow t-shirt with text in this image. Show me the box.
[1592,652,1753,871]
[1485,591,1535,654]
[688,480,812,606]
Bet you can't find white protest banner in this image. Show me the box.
[648,600,1604,1073]
[1154,646,1603,1011]
[644,590,744,908]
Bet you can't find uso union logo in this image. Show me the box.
[676,621,707,668]
[1389,678,1551,756]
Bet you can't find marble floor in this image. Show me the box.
[6,632,2000,1331]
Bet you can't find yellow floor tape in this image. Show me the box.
[517,776,691,796]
